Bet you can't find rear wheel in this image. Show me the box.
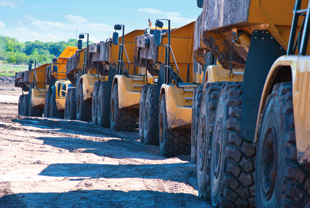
[18,95,24,116]
[43,89,51,117]
[159,94,191,157]
[255,82,310,207]
[50,93,63,118]
[22,94,29,116]
[139,85,148,142]
[64,88,76,120]
[143,84,159,145]
[92,81,100,124]
[76,83,91,121]
[210,82,255,208]
[29,90,43,117]
[98,81,111,127]
[191,85,203,163]
[110,83,138,131]
[197,82,222,199]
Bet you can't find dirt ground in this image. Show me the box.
[0,79,211,208]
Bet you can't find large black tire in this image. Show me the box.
[110,83,138,131]
[43,88,51,117]
[255,82,310,207]
[143,84,159,145]
[196,82,222,200]
[64,88,71,120]
[18,95,24,116]
[159,94,191,157]
[139,85,148,143]
[49,93,63,118]
[22,94,29,116]
[64,88,76,120]
[210,82,255,208]
[98,81,111,127]
[29,90,43,117]
[191,85,203,163]
[92,81,100,124]
[76,83,91,121]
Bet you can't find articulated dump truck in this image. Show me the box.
[136,21,200,157]
[15,62,49,116]
[65,35,107,121]
[194,0,310,207]
[43,46,77,118]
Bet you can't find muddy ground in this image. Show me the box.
[0,77,211,208]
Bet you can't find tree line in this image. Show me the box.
[0,36,85,66]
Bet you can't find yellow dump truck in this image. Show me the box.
[15,61,49,116]
[65,34,106,121]
[43,46,77,118]
[194,0,310,207]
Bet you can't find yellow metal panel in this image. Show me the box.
[56,98,66,111]
[255,55,310,165]
[30,88,46,108]
[160,84,194,129]
[205,65,244,83]
[80,73,106,101]
[114,75,146,109]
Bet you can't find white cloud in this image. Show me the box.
[137,8,195,25]
[0,0,22,8]
[0,21,5,29]
[137,8,163,15]
[65,15,87,24]
[32,19,67,29]
[0,15,113,43]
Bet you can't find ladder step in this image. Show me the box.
[183,88,195,92]
[133,85,144,88]
[132,78,144,81]
[296,9,308,14]
[184,97,193,100]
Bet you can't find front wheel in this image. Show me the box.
[255,82,310,207]
[159,94,190,157]
[76,83,91,121]
[110,83,138,131]
[92,81,100,124]
[210,82,255,208]
[143,84,159,145]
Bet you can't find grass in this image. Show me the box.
[0,64,27,76]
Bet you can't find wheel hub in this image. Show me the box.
[261,127,277,200]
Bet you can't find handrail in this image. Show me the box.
[162,44,180,86]
[122,44,130,72]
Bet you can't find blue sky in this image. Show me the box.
[0,0,201,43]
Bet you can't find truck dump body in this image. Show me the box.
[199,0,310,68]
[15,64,49,91]
[134,22,195,82]
[66,49,85,85]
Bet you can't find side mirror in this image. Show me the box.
[114,24,122,30]
[52,57,57,63]
[28,63,32,71]
[79,34,85,39]
[78,40,83,49]
[153,30,162,46]
[112,32,119,45]
[197,0,204,8]
[53,65,58,72]
[155,20,164,28]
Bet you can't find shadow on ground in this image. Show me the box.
[0,189,210,208]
